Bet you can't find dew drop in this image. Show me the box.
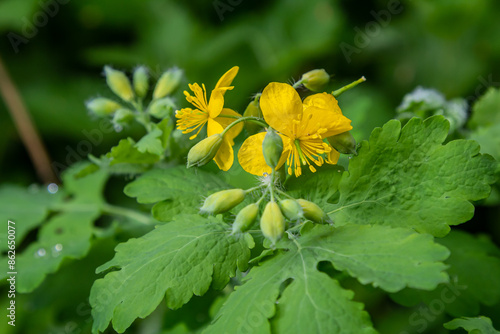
[263,172,269,177]
[114,124,123,132]
[54,243,63,252]
[36,248,46,257]
[47,183,59,194]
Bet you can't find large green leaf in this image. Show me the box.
[0,165,108,292]
[205,224,448,334]
[0,184,63,252]
[9,211,98,293]
[444,316,500,333]
[90,214,253,333]
[124,166,229,220]
[286,165,344,207]
[329,116,497,237]
[391,230,500,317]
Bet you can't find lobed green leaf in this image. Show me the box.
[90,214,253,333]
[444,316,500,333]
[206,224,449,333]
[0,184,63,252]
[0,165,108,292]
[106,138,160,165]
[124,166,230,221]
[329,116,497,236]
[391,230,500,317]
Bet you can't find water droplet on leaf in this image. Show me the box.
[36,248,46,257]
[47,183,59,194]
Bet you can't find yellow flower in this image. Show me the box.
[176,66,243,171]
[238,82,352,176]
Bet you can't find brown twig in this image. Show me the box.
[0,55,58,184]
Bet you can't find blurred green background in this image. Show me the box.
[1,0,500,333]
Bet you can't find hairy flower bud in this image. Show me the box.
[279,199,304,221]
[262,128,283,169]
[260,201,285,243]
[200,189,246,215]
[153,67,183,99]
[133,66,149,98]
[104,66,134,102]
[301,69,330,92]
[243,98,263,135]
[296,199,332,224]
[148,97,176,119]
[232,203,259,234]
[328,131,357,155]
[86,97,122,116]
[187,134,223,168]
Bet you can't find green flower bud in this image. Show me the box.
[279,199,304,221]
[232,203,259,234]
[243,99,263,135]
[301,69,330,92]
[200,189,246,215]
[187,134,223,168]
[104,66,134,102]
[296,199,332,224]
[328,131,357,155]
[153,67,183,99]
[260,201,285,243]
[112,108,135,125]
[262,128,283,169]
[133,66,149,98]
[148,97,176,119]
[86,97,122,117]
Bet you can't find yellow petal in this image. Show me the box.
[303,93,342,115]
[214,108,243,145]
[301,92,352,137]
[238,133,273,176]
[215,66,239,91]
[208,89,224,119]
[298,106,353,139]
[207,118,224,137]
[260,82,302,137]
[214,137,234,171]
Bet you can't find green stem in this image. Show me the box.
[293,79,305,89]
[221,116,268,136]
[245,184,266,194]
[256,188,270,205]
[217,115,241,119]
[102,203,155,225]
[332,76,366,97]
[269,168,277,202]
[275,188,294,200]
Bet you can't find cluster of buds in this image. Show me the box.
[199,185,331,245]
[198,124,332,245]
[86,65,183,131]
